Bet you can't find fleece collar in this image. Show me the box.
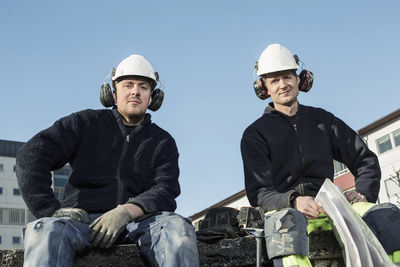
[263,102,302,117]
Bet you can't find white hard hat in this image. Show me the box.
[112,54,158,87]
[257,44,298,76]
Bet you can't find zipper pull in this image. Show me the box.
[126,135,129,142]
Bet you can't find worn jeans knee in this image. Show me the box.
[362,203,400,253]
[264,208,308,259]
[126,212,199,267]
[24,217,91,267]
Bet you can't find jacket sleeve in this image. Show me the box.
[127,135,180,214]
[329,114,381,202]
[16,112,86,218]
[241,127,296,212]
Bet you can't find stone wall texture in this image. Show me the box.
[0,231,344,266]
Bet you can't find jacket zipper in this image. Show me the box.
[116,134,129,206]
[292,116,306,169]
[292,117,306,195]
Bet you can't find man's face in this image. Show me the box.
[263,71,300,106]
[114,77,152,122]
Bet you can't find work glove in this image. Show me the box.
[89,205,133,248]
[52,208,90,224]
[344,191,367,204]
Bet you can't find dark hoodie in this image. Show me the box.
[241,103,381,212]
[16,108,180,219]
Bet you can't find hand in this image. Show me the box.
[89,205,133,248]
[344,191,367,204]
[52,208,90,224]
[294,196,325,219]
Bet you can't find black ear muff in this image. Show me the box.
[298,70,314,93]
[148,88,164,111]
[100,83,115,107]
[253,78,270,100]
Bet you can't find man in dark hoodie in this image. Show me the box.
[240,44,400,266]
[16,54,199,267]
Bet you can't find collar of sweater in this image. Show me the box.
[264,102,301,118]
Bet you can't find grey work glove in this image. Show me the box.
[89,205,133,248]
[52,208,90,224]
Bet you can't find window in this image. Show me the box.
[12,236,21,244]
[0,164,3,171]
[0,236,2,244]
[52,166,71,200]
[9,209,25,225]
[53,187,65,201]
[393,129,400,147]
[0,187,3,194]
[53,177,68,188]
[376,134,393,154]
[333,160,348,175]
[54,166,72,177]
[13,188,20,195]
[27,210,36,223]
[0,208,25,225]
[13,165,16,172]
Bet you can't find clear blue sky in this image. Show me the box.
[1,1,399,217]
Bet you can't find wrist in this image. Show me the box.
[122,203,144,221]
[290,192,300,208]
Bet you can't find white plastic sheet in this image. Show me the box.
[315,179,394,267]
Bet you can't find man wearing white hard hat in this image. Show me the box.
[240,44,400,266]
[16,54,199,266]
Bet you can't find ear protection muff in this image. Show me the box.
[100,68,116,107]
[148,88,164,111]
[253,78,269,100]
[298,69,314,93]
[252,54,314,100]
[100,69,165,111]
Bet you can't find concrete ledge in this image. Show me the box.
[0,231,344,266]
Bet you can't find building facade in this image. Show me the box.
[331,109,400,204]
[190,109,400,227]
[0,139,71,249]
[359,109,400,204]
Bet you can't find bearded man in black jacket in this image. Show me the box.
[241,44,400,266]
[16,54,199,267]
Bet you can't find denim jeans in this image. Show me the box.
[23,211,199,267]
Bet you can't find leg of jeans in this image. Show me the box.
[264,208,308,259]
[23,217,91,267]
[126,212,199,267]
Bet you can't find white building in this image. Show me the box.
[359,109,400,204]
[0,140,29,249]
[0,139,71,249]
[190,109,400,227]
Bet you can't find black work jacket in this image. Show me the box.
[241,103,381,212]
[16,108,180,219]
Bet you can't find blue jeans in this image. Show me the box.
[23,211,199,267]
